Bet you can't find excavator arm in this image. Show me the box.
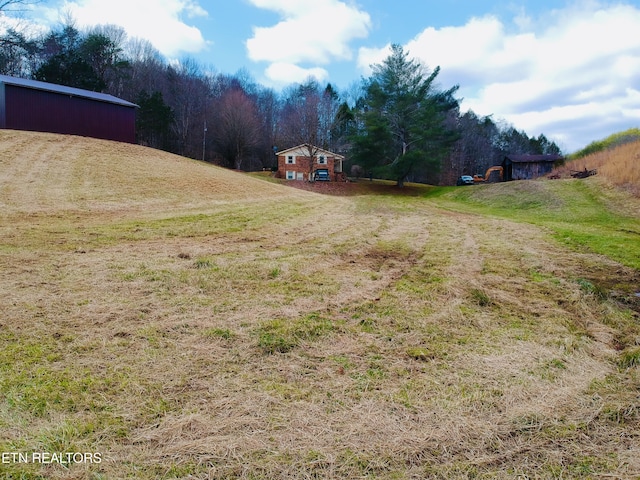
[474,166,503,183]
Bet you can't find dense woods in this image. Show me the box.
[0,18,561,184]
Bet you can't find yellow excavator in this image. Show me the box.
[473,166,503,183]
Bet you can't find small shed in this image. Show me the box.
[0,74,137,143]
[503,154,563,181]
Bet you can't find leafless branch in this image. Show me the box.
[0,0,41,13]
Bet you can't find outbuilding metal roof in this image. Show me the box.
[504,154,563,163]
[0,74,137,108]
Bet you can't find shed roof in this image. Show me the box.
[0,74,137,108]
[504,154,563,163]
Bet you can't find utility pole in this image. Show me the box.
[202,120,207,161]
[272,145,278,170]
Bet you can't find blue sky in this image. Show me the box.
[4,0,640,152]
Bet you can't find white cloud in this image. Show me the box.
[264,62,329,85]
[0,11,45,37]
[357,2,640,152]
[54,0,209,57]
[246,0,370,83]
[356,44,391,75]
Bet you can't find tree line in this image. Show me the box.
[1,15,562,185]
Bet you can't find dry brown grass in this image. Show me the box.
[0,130,310,217]
[551,140,640,196]
[1,131,639,479]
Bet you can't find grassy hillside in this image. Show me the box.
[569,128,640,160]
[1,131,639,479]
[432,177,640,270]
[0,130,308,217]
[552,136,640,197]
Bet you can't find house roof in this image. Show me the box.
[277,144,344,159]
[504,154,563,163]
[0,74,137,108]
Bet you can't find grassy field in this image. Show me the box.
[1,130,639,479]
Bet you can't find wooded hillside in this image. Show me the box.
[1,20,560,184]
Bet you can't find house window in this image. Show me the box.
[286,171,295,180]
[318,155,327,164]
[286,156,295,164]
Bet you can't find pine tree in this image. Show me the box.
[350,44,459,186]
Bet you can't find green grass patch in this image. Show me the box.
[470,288,492,307]
[202,327,235,340]
[618,347,640,369]
[430,180,640,269]
[256,313,338,354]
[406,346,439,361]
[6,200,316,252]
[193,256,216,269]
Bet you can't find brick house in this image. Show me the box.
[276,144,344,181]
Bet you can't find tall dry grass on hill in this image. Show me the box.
[553,140,640,196]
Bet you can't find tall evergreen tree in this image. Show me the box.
[34,23,104,91]
[350,44,459,186]
[135,90,174,150]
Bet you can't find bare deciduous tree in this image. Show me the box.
[0,0,41,76]
[279,79,341,180]
[166,59,211,158]
[0,0,40,12]
[215,88,261,170]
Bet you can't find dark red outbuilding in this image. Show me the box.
[0,74,137,143]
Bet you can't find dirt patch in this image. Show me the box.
[281,179,431,196]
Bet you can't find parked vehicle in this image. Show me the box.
[313,169,331,181]
[456,175,474,186]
